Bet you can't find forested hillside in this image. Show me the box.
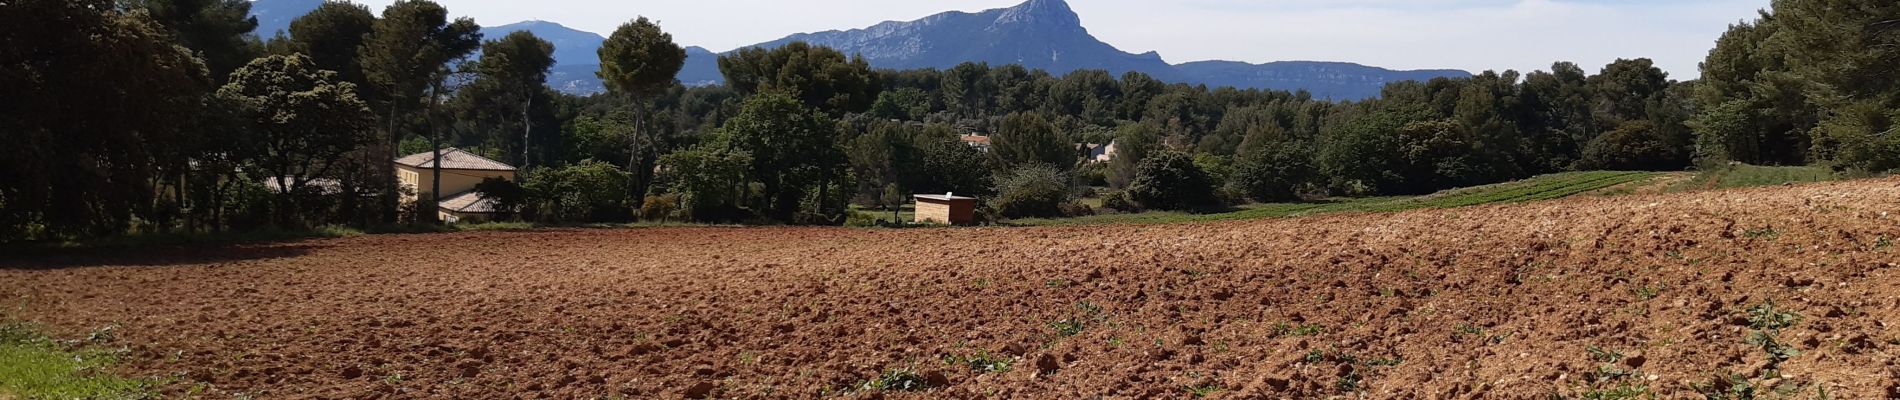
[1,0,1894,241]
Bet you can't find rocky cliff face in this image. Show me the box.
[748,0,1177,79]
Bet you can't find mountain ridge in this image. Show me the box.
[246,0,1470,99]
[744,0,1179,80]
[479,20,605,68]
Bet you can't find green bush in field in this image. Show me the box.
[1577,121,1691,171]
[993,165,1071,218]
[1099,190,1139,212]
[1128,150,1217,211]
[657,145,754,222]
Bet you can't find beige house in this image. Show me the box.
[395,148,517,223]
[913,192,977,225]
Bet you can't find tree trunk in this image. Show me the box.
[213,173,232,232]
[634,100,649,176]
[381,100,402,224]
[817,167,832,224]
[339,163,359,227]
[635,110,652,200]
[625,97,650,213]
[521,91,534,170]
[274,175,293,229]
[427,84,443,225]
[178,170,191,234]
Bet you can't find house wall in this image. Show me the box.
[914,199,975,225]
[916,200,951,224]
[397,165,514,203]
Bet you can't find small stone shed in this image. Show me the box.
[913,192,977,225]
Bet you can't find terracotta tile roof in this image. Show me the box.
[437,191,503,214]
[959,134,991,145]
[394,148,516,171]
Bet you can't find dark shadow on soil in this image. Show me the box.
[0,243,323,270]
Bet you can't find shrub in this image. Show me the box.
[1073,161,1109,187]
[1127,150,1217,211]
[1057,202,1095,217]
[992,164,1070,218]
[473,177,527,218]
[1810,102,1900,173]
[844,210,880,227]
[1192,153,1234,187]
[1099,190,1139,212]
[1577,121,1691,171]
[639,194,681,222]
[972,202,1001,225]
[657,146,753,222]
[519,160,635,223]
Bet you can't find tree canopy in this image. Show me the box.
[718,42,881,114]
[1,0,211,237]
[218,54,375,226]
[597,17,685,99]
[714,93,846,221]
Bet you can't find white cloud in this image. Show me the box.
[353,0,1768,78]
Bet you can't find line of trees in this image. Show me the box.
[4,0,1895,239]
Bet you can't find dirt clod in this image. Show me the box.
[1036,354,1060,375]
[680,381,714,399]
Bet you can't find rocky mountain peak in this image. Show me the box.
[995,0,1081,28]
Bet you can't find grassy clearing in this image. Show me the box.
[0,323,155,400]
[1013,171,1657,226]
[1366,171,1658,211]
[1669,164,1839,192]
[846,205,916,226]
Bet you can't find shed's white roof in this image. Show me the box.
[914,193,976,201]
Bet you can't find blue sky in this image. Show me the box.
[345,0,1770,78]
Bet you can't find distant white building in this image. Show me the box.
[1084,140,1117,163]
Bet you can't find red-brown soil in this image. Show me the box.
[5,179,1900,399]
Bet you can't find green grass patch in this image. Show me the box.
[846,205,916,227]
[0,323,156,399]
[1013,171,1657,226]
[1670,164,1838,192]
[1367,171,1656,211]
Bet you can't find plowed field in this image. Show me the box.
[5,179,1900,399]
